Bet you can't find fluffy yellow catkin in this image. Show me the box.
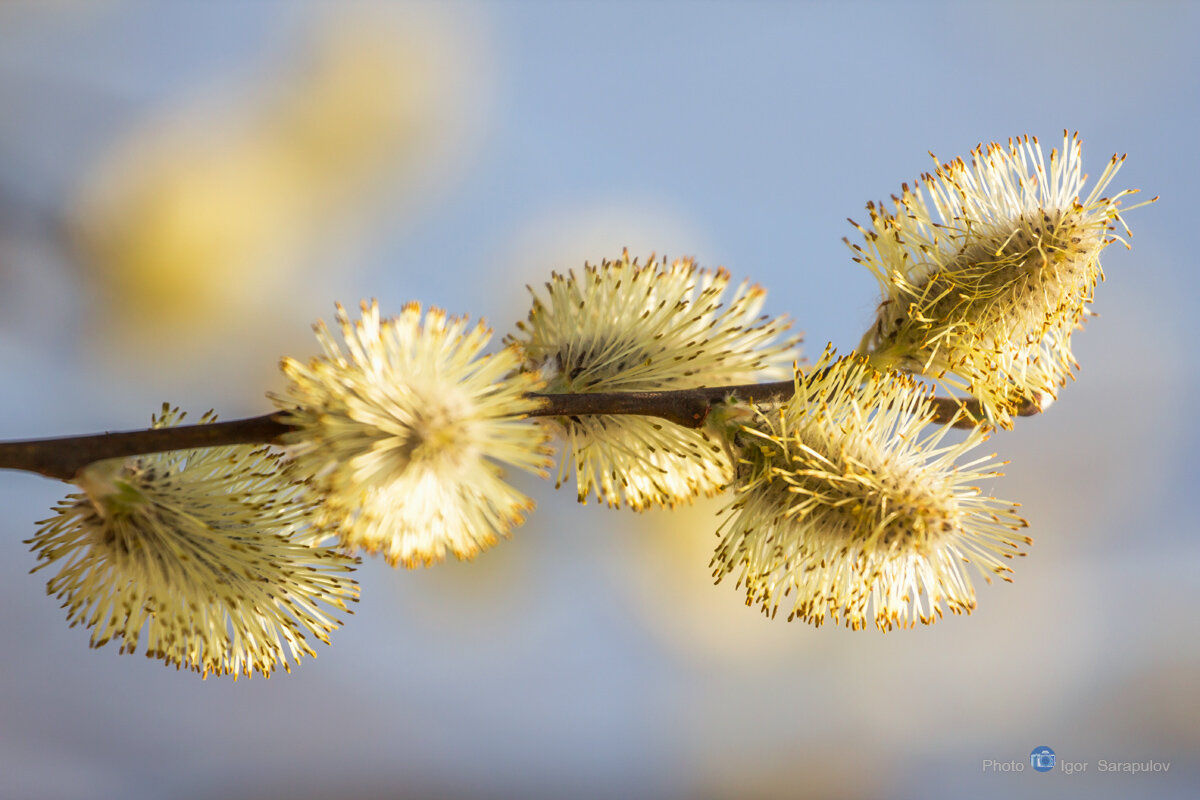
[848,132,1140,426]
[510,252,797,509]
[712,350,1030,631]
[27,406,358,679]
[272,301,551,568]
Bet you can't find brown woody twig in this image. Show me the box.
[0,385,1040,482]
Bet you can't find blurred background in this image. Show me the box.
[0,2,1195,798]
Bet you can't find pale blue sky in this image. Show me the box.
[0,3,1195,798]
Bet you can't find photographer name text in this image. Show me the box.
[982,758,1170,775]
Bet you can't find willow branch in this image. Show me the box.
[527,385,1040,429]
[0,414,294,481]
[528,381,797,428]
[0,386,1041,482]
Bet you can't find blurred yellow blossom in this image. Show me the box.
[68,10,467,350]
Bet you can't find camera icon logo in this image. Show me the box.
[1030,746,1056,773]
